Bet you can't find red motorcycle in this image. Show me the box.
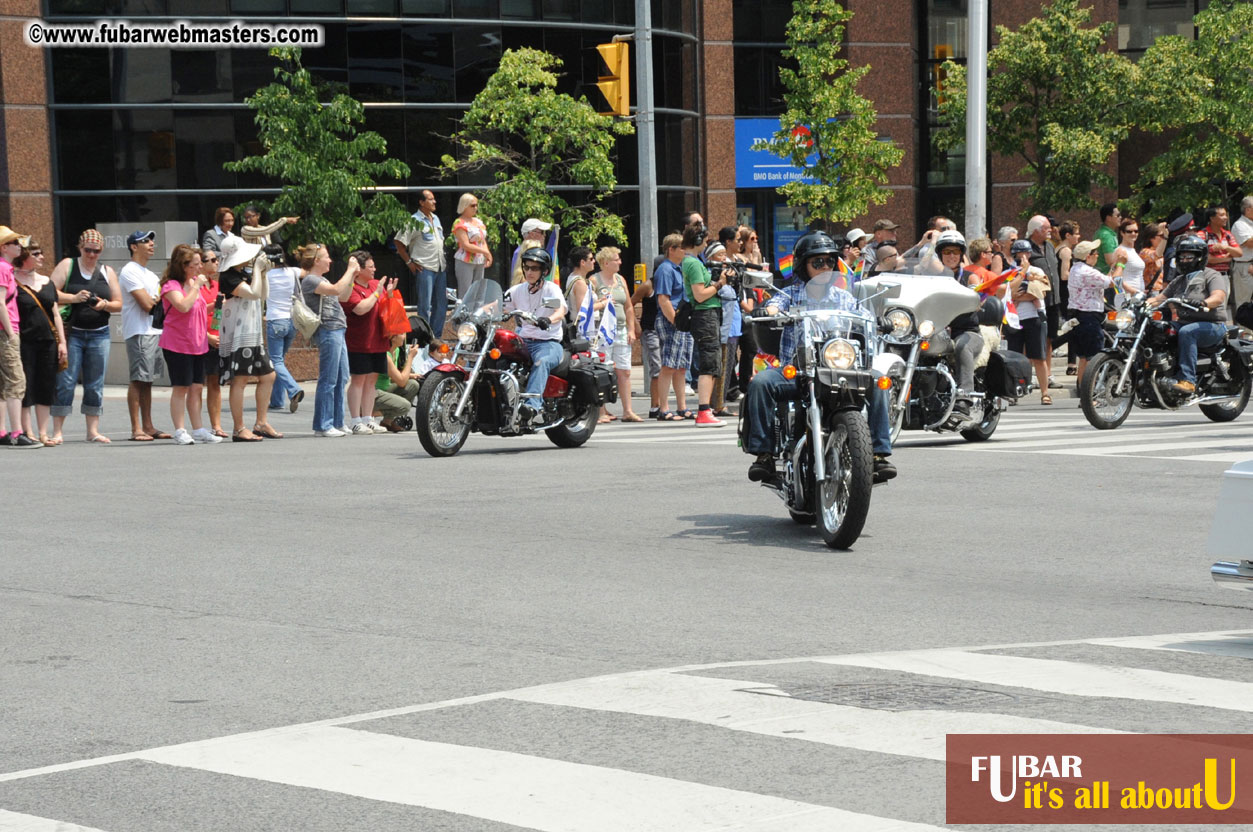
[414,279,617,457]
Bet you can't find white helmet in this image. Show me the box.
[934,229,966,256]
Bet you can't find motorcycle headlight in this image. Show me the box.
[822,339,857,370]
[918,319,936,338]
[1114,309,1135,331]
[885,308,913,339]
[456,322,478,346]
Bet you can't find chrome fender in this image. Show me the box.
[872,351,906,378]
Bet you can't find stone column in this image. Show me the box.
[701,0,736,231]
[0,0,54,252]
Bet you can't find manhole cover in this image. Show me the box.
[780,683,1019,711]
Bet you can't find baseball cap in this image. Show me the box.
[126,230,156,247]
[1010,239,1033,255]
[0,226,22,247]
[1073,240,1101,260]
[520,218,553,236]
[873,219,899,232]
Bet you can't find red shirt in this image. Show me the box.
[200,280,221,336]
[342,278,388,353]
[1199,226,1238,272]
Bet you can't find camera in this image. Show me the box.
[81,293,98,305]
[709,260,745,292]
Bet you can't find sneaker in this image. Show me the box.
[748,453,777,482]
[725,389,742,402]
[351,422,373,435]
[370,421,388,434]
[172,429,196,446]
[1058,317,1079,336]
[191,428,223,444]
[289,390,305,414]
[873,454,897,484]
[314,427,347,437]
[1048,376,1063,389]
[12,433,42,448]
[1171,378,1196,395]
[694,409,725,427]
[0,433,12,447]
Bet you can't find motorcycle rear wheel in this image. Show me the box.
[1200,356,1251,422]
[1080,352,1134,430]
[961,385,1001,442]
[415,371,472,457]
[546,403,599,447]
[817,410,874,550]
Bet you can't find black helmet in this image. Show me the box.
[793,231,839,274]
[1175,234,1208,274]
[978,295,1004,326]
[518,246,552,278]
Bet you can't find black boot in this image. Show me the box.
[748,453,777,482]
[873,454,897,484]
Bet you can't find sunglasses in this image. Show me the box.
[521,264,543,273]
[82,248,102,254]
[808,256,838,269]
[1124,228,1139,234]
[203,257,218,263]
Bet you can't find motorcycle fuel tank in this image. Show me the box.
[493,328,530,363]
[870,273,980,330]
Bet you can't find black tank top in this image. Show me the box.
[641,290,658,331]
[64,258,112,330]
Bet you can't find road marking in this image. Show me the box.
[509,669,1118,761]
[0,810,109,832]
[814,649,1253,711]
[1086,631,1253,659]
[137,725,947,832]
[959,425,1248,450]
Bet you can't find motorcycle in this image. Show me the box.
[858,274,1022,443]
[414,279,618,457]
[739,270,899,550]
[1078,293,1253,430]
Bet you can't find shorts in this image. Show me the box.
[348,350,386,375]
[640,329,661,379]
[1006,316,1045,360]
[606,336,631,371]
[655,315,693,370]
[126,334,165,383]
[690,306,723,378]
[0,334,26,401]
[1071,310,1105,358]
[163,349,208,387]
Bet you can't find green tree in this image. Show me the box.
[1132,0,1253,214]
[932,0,1138,215]
[751,0,903,223]
[439,48,634,249]
[225,47,412,256]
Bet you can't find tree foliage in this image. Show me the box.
[933,0,1138,215]
[439,48,634,249]
[1132,0,1253,215]
[751,0,903,223]
[224,48,412,256]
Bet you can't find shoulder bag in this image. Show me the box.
[18,282,68,370]
[289,271,322,339]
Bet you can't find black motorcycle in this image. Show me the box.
[1079,294,1253,429]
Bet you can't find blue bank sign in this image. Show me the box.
[734,117,819,189]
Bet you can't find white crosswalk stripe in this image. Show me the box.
[6,629,1253,831]
[588,407,1253,462]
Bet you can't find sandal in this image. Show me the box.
[128,433,154,442]
[648,408,661,419]
[232,429,263,442]
[149,431,172,440]
[657,411,681,421]
[1041,394,1053,406]
[86,434,111,444]
[597,415,614,424]
[1065,366,1077,376]
[676,409,695,420]
[253,424,284,439]
[621,413,644,422]
[212,427,229,438]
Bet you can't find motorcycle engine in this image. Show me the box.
[498,367,523,430]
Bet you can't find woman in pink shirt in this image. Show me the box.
[159,244,220,445]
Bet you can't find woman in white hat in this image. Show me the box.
[216,236,279,441]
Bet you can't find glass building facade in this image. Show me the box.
[44,0,702,268]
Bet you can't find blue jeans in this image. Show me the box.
[524,339,563,406]
[1177,321,1227,383]
[417,267,448,337]
[313,327,349,431]
[267,318,301,408]
[744,367,892,456]
[52,328,111,416]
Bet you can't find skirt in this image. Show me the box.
[219,343,274,384]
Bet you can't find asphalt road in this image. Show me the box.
[3,386,1253,831]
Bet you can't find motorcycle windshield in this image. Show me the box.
[452,279,504,324]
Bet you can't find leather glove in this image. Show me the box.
[535,317,551,330]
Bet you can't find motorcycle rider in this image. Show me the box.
[503,248,567,421]
[930,230,983,418]
[744,232,896,484]
[1147,234,1230,395]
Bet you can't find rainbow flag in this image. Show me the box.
[833,257,852,290]
[777,254,794,279]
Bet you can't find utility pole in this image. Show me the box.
[965,0,988,240]
[634,0,658,274]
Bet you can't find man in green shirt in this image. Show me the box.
[681,225,728,426]
[1095,202,1122,275]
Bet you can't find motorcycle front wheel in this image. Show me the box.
[546,402,599,447]
[415,371,472,457]
[817,410,874,550]
[1080,352,1135,430]
[887,384,907,444]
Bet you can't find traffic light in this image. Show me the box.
[595,41,629,117]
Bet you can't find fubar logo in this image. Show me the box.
[971,754,1083,803]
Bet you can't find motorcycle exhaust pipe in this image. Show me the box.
[1212,560,1253,591]
[1183,394,1245,408]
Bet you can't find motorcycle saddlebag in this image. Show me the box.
[567,360,618,406]
[984,349,1032,399]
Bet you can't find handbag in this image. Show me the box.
[289,273,321,339]
[18,282,68,371]
[674,299,693,332]
[379,289,412,338]
[150,293,167,330]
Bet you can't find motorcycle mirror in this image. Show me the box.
[743,268,776,291]
[880,281,902,300]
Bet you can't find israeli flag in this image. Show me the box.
[576,283,596,337]
[597,298,617,346]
